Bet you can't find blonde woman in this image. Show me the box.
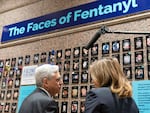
[84,58,139,113]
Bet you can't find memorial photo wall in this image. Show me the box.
[0,34,150,113]
[101,35,150,81]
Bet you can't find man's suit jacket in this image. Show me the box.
[84,87,139,113]
[18,88,58,113]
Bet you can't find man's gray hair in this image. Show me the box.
[35,64,59,87]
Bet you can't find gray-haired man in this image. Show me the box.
[19,64,63,113]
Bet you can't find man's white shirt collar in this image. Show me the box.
[39,87,51,98]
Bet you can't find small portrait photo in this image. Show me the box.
[135,51,143,64]
[0,90,5,100]
[72,72,79,84]
[82,47,89,57]
[73,60,79,71]
[81,71,88,83]
[148,65,150,80]
[147,50,150,62]
[102,42,110,54]
[0,67,3,76]
[80,101,85,113]
[0,67,2,73]
[82,58,88,70]
[56,101,59,107]
[112,54,120,63]
[56,62,62,71]
[48,51,55,64]
[3,70,8,78]
[123,67,132,79]
[65,49,71,59]
[61,102,68,113]
[91,44,98,56]
[11,58,16,67]
[18,57,23,66]
[0,71,3,79]
[0,68,3,74]
[1,78,7,89]
[0,70,2,79]
[5,59,10,66]
[90,85,95,90]
[13,90,19,100]
[90,57,98,64]
[112,41,120,53]
[62,87,69,98]
[134,37,143,49]
[56,50,62,59]
[80,86,87,97]
[40,52,47,63]
[71,86,78,98]
[63,73,69,85]
[14,78,20,88]
[146,35,150,47]
[9,68,14,77]
[122,39,131,51]
[16,68,22,78]
[33,53,39,64]
[6,90,12,100]
[73,47,80,58]
[25,55,30,65]
[71,101,78,113]
[4,103,10,112]
[0,60,4,68]
[0,68,3,78]
[123,53,131,65]
[11,103,17,113]
[135,66,144,79]
[90,74,92,83]
[64,61,70,71]
[53,93,59,99]
[0,102,4,112]
[7,78,13,89]
[4,59,10,75]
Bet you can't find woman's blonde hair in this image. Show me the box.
[89,58,132,98]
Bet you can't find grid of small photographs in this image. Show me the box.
[147,35,150,79]
[55,44,98,113]
[0,43,101,113]
[1,35,150,113]
[0,50,58,113]
[0,58,21,113]
[102,36,150,81]
[0,49,59,113]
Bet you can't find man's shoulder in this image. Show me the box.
[32,89,51,99]
[24,88,51,103]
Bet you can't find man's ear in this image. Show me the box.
[42,77,48,86]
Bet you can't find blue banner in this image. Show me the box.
[17,85,36,113]
[1,0,150,42]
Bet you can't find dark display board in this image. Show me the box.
[0,35,150,113]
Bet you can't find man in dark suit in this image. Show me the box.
[19,64,63,113]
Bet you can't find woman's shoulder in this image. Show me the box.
[91,87,110,92]
[90,87,112,97]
